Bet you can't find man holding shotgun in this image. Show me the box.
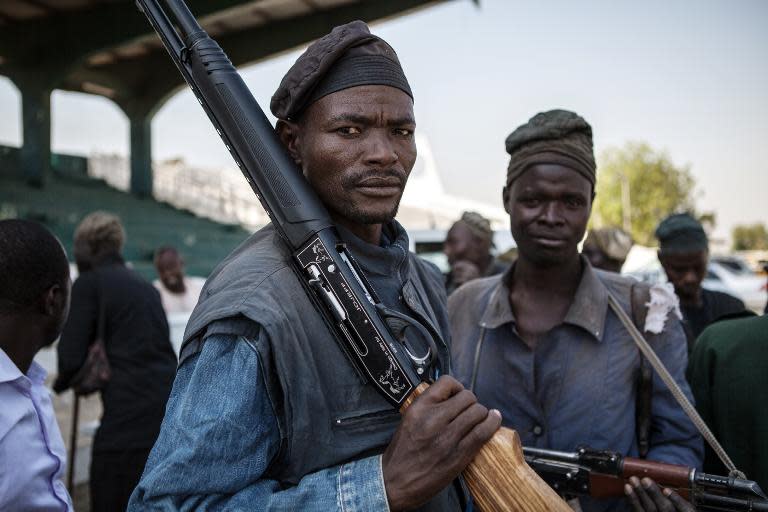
[449,110,703,512]
[130,21,500,511]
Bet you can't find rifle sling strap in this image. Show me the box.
[629,283,652,459]
[607,290,744,478]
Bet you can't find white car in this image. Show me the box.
[624,254,766,313]
[703,261,766,313]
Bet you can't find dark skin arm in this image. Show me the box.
[625,477,694,512]
[382,375,502,511]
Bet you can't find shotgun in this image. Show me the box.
[525,446,768,511]
[136,1,570,510]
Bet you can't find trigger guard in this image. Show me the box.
[384,316,410,340]
[377,304,437,370]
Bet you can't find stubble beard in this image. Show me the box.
[336,168,408,225]
[337,195,403,225]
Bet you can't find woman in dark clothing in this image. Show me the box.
[54,212,177,512]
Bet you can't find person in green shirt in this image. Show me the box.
[687,314,768,491]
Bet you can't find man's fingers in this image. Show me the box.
[641,478,674,512]
[631,476,657,512]
[447,402,489,441]
[625,484,645,512]
[457,408,501,456]
[663,488,695,512]
[438,389,480,423]
[421,376,464,403]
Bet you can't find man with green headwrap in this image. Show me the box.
[449,109,702,512]
[655,213,747,350]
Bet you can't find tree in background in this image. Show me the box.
[593,142,697,246]
[732,223,768,251]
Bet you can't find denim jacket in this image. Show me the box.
[130,221,462,511]
[128,333,391,511]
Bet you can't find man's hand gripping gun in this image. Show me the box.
[137,1,571,509]
[525,446,768,511]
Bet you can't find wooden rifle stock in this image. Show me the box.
[401,384,572,511]
[526,446,768,511]
[587,457,691,499]
[588,475,690,501]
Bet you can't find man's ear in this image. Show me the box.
[41,283,64,318]
[276,119,302,166]
[502,186,511,215]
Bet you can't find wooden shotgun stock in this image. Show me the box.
[401,384,572,512]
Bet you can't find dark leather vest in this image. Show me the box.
[180,224,462,511]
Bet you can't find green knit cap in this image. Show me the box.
[505,109,596,187]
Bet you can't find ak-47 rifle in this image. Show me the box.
[525,446,768,511]
[136,1,570,510]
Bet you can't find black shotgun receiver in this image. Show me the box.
[136,0,438,406]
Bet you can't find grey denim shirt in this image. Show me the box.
[448,258,703,512]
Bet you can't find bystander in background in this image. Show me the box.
[687,314,768,491]
[54,212,177,512]
[655,213,748,350]
[582,227,633,273]
[0,219,73,512]
[153,246,206,314]
[443,211,507,293]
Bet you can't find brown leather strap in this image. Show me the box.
[630,283,652,458]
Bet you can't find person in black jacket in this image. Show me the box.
[54,211,177,512]
[655,213,747,350]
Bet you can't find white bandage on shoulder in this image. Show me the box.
[644,282,683,334]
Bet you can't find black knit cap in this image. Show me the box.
[270,20,412,120]
[655,213,708,253]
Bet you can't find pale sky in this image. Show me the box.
[1,0,766,242]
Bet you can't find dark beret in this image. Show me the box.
[504,109,596,188]
[655,213,708,252]
[270,20,412,120]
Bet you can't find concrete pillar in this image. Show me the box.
[20,84,52,187]
[128,113,153,198]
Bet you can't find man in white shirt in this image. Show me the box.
[152,246,206,314]
[0,219,73,512]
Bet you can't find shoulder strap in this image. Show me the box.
[630,283,650,330]
[607,289,744,477]
[630,283,652,458]
[468,285,502,393]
